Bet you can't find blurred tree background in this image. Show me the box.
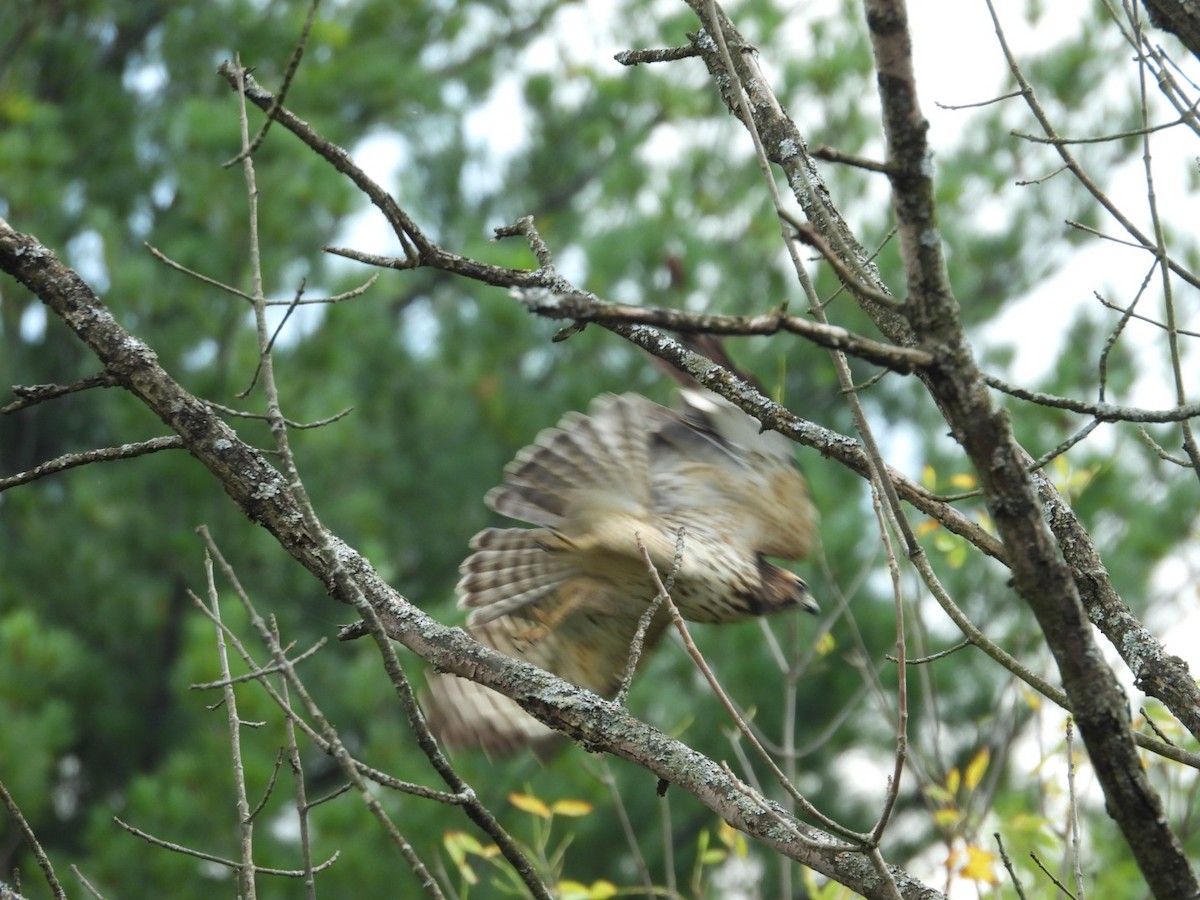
[1,0,1197,897]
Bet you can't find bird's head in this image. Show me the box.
[750,558,818,617]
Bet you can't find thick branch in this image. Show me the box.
[862,1,1196,895]
[1144,0,1200,62]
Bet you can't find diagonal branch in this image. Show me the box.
[0,436,185,491]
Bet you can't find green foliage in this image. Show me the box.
[0,0,1191,897]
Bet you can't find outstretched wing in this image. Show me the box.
[650,389,816,561]
[427,396,676,752]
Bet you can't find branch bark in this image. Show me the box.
[1144,0,1200,62]
[861,0,1196,895]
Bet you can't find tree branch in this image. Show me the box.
[673,0,1200,776]
[0,436,186,491]
[513,288,932,373]
[983,373,1200,423]
[864,0,1196,894]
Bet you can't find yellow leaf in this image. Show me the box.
[551,798,594,817]
[933,807,960,829]
[964,747,990,790]
[915,518,940,538]
[717,820,748,856]
[556,879,590,900]
[587,880,618,899]
[442,831,482,885]
[717,820,736,848]
[816,630,836,656]
[958,844,999,884]
[949,472,977,490]
[509,792,552,819]
[443,830,486,862]
[946,766,961,796]
[924,783,954,805]
[921,464,938,489]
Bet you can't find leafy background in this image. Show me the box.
[1,0,1196,896]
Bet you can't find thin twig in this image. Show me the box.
[1028,849,1079,900]
[887,640,970,665]
[276,622,318,900]
[0,436,185,492]
[190,638,326,688]
[205,399,355,430]
[810,145,891,173]
[186,551,464,805]
[993,833,1028,900]
[2,371,117,413]
[634,531,861,849]
[0,779,65,899]
[225,0,323,164]
[200,553,258,899]
[112,817,337,877]
[983,374,1200,423]
[1065,718,1086,900]
[69,865,107,900]
[145,242,253,300]
[614,530,680,705]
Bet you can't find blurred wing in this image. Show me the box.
[426,389,815,754]
[650,389,816,561]
[485,393,670,531]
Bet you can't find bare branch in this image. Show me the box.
[0,436,186,491]
[983,375,1200,423]
[3,372,117,413]
[614,45,699,66]
[0,779,66,900]
[112,817,337,877]
[514,287,931,372]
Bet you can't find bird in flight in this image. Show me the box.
[425,389,817,754]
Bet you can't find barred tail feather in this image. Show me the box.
[423,673,559,756]
[457,527,574,625]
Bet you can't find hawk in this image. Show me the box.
[425,390,817,754]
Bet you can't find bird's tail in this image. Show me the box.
[423,657,561,757]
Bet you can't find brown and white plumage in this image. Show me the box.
[425,391,817,754]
